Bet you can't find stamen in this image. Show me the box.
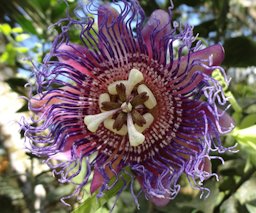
[130,92,149,107]
[84,109,119,132]
[126,68,144,97]
[99,93,110,112]
[108,80,127,95]
[104,118,128,136]
[137,84,157,109]
[113,112,127,131]
[131,109,146,126]
[121,102,132,113]
[127,113,145,147]
[134,113,154,133]
[101,101,121,111]
[116,83,126,102]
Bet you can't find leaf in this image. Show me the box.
[15,17,38,35]
[51,1,70,21]
[5,77,28,95]
[177,181,224,213]
[155,193,194,213]
[235,176,256,205]
[239,143,256,167]
[246,204,256,213]
[29,0,51,11]
[218,159,245,177]
[246,104,256,114]
[219,176,236,192]
[219,196,239,213]
[0,43,16,66]
[223,37,256,67]
[194,19,217,37]
[139,0,159,16]
[240,114,256,129]
[0,23,12,35]
[232,126,256,144]
[14,47,28,53]
[16,103,28,113]
[11,27,23,33]
[15,34,30,42]
[173,0,204,7]
[72,170,131,213]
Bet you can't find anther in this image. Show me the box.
[104,118,128,136]
[108,80,127,95]
[134,113,154,133]
[101,101,121,111]
[113,112,127,131]
[131,109,146,126]
[116,83,126,102]
[130,92,149,107]
[99,93,110,112]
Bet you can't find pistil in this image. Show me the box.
[84,109,119,132]
[121,102,132,113]
[127,113,145,146]
[126,68,144,97]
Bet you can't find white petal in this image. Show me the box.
[104,118,128,136]
[135,113,154,133]
[137,84,157,109]
[107,80,127,95]
[99,93,110,112]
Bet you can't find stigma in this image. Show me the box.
[84,68,157,147]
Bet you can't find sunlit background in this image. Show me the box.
[0,0,256,212]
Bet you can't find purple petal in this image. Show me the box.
[90,156,123,194]
[57,44,96,77]
[217,109,235,134]
[98,4,119,30]
[173,44,225,76]
[150,194,171,207]
[98,4,129,62]
[29,86,80,113]
[142,9,171,62]
[200,157,212,174]
[51,151,72,161]
[90,168,104,194]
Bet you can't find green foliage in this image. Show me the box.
[0,24,29,66]
[194,19,217,38]
[5,78,28,96]
[223,37,256,67]
[73,169,131,213]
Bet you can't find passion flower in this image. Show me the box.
[23,0,234,208]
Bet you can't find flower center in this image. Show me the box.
[84,68,157,147]
[121,102,132,113]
